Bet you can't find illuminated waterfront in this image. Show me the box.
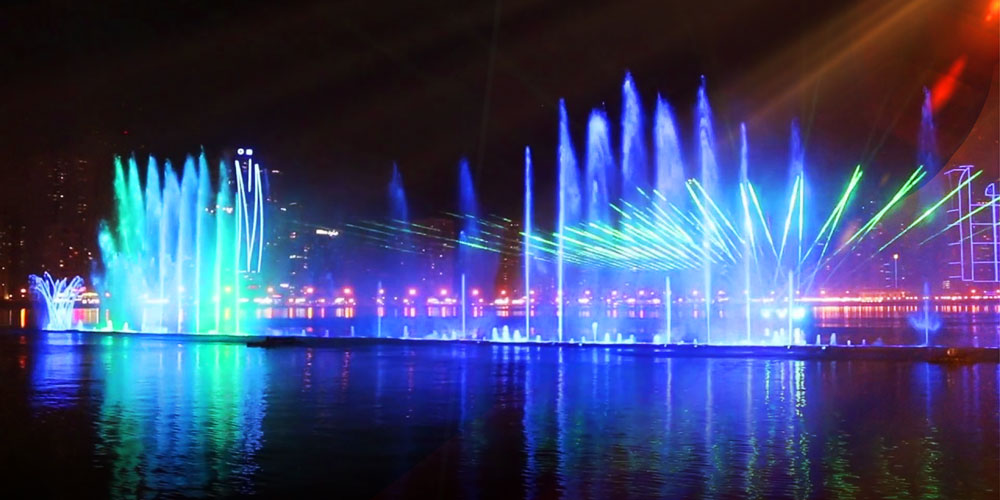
[1,1,997,496]
[3,299,999,347]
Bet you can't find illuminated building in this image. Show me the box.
[0,220,27,299]
[413,217,457,286]
[496,219,523,294]
[35,157,97,279]
[234,148,267,273]
[945,165,999,283]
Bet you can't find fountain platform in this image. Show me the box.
[7,329,998,363]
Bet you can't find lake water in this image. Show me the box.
[0,330,997,498]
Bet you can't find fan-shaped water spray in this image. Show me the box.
[29,273,84,330]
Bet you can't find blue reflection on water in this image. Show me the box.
[9,333,1000,498]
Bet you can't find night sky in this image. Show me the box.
[1,0,996,223]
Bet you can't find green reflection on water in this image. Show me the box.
[94,339,266,498]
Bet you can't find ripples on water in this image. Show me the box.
[0,331,996,498]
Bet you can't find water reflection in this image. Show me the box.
[9,335,999,498]
[25,336,268,497]
[103,340,265,497]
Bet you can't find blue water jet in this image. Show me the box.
[654,95,685,203]
[388,163,408,223]
[557,100,582,342]
[585,110,613,225]
[458,158,498,298]
[621,73,648,204]
[697,76,718,343]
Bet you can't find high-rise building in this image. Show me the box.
[413,217,457,286]
[234,148,267,274]
[38,157,97,279]
[0,220,27,299]
[496,219,523,294]
[945,165,999,284]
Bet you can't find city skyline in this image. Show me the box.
[1,1,996,219]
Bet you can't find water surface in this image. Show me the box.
[0,331,996,498]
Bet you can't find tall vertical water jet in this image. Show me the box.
[696,76,718,343]
[523,147,533,338]
[585,110,613,225]
[163,161,180,328]
[144,157,163,326]
[917,87,945,228]
[196,155,212,332]
[740,123,752,343]
[460,273,467,339]
[787,271,795,346]
[388,163,408,223]
[177,157,198,332]
[918,87,939,173]
[655,97,685,337]
[457,159,496,294]
[387,163,410,290]
[697,77,719,196]
[664,275,672,344]
[654,96,685,203]
[214,158,237,334]
[557,100,581,342]
[621,73,648,204]
[788,119,805,276]
[458,159,475,287]
[583,110,614,303]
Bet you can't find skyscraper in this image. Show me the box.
[945,165,999,284]
[234,148,267,274]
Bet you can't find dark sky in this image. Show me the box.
[1,0,996,224]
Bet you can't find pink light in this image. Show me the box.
[500,289,507,296]
[305,286,315,294]
[439,288,448,296]
[408,288,417,296]
[343,287,353,295]
[471,288,480,296]
[378,288,385,295]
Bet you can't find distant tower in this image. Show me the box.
[235,148,267,273]
[945,165,999,284]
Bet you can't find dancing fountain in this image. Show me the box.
[94,154,243,333]
[326,72,993,348]
[21,72,994,358]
